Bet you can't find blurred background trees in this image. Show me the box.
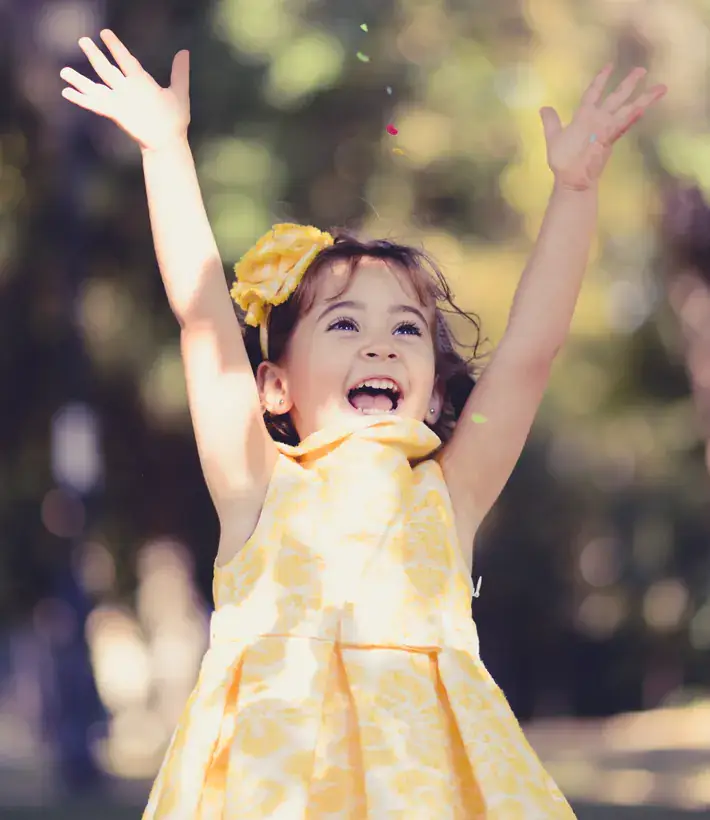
[1,0,710,811]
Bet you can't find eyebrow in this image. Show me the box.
[317,299,430,328]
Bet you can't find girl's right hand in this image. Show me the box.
[60,30,190,153]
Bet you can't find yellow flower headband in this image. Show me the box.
[231,223,335,360]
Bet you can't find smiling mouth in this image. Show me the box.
[347,378,402,414]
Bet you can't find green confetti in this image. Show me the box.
[360,23,368,32]
[356,52,370,62]
[471,413,488,424]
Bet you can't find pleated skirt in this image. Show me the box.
[143,636,576,819]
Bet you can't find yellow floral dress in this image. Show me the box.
[143,416,576,819]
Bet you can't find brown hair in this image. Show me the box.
[239,229,486,445]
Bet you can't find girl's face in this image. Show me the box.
[257,259,443,441]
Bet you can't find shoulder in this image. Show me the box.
[215,452,304,567]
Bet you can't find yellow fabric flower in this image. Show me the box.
[231,223,335,328]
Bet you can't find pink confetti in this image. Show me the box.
[386,124,398,136]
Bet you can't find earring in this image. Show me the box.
[279,399,284,406]
[429,408,436,415]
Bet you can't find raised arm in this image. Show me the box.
[61,31,277,529]
[439,64,667,568]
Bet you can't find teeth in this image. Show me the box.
[353,378,400,394]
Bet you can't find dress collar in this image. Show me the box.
[275,415,441,463]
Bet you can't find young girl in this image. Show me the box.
[60,31,667,819]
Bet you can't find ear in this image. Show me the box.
[256,361,292,415]
[426,380,445,425]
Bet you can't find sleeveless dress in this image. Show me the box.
[143,416,576,819]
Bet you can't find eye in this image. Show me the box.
[394,321,422,337]
[327,316,359,332]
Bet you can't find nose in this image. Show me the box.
[362,343,398,360]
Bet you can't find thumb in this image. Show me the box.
[539,106,562,142]
[170,50,190,103]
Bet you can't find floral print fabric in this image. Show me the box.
[143,416,575,819]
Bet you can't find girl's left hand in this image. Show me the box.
[540,64,667,192]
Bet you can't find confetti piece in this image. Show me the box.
[386,86,393,95]
[392,148,406,156]
[471,413,488,424]
[356,52,370,62]
[360,23,368,32]
[386,124,398,135]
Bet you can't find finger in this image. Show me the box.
[602,66,648,114]
[617,108,643,139]
[170,50,190,102]
[60,67,101,96]
[633,83,668,111]
[539,106,562,143]
[580,63,614,109]
[612,108,645,142]
[610,84,667,138]
[99,29,143,77]
[79,37,124,88]
[61,87,109,117]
